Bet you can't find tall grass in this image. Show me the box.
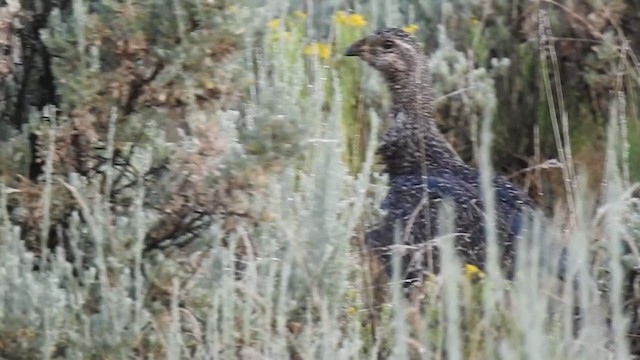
[0,0,639,359]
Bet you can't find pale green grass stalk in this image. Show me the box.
[439,203,462,360]
[539,9,577,220]
[390,223,409,360]
[477,65,502,359]
[39,105,55,271]
[604,93,631,360]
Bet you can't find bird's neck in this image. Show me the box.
[388,63,436,121]
[385,62,463,168]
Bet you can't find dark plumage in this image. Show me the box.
[346,28,552,287]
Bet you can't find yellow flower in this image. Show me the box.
[464,264,485,280]
[334,11,348,25]
[346,306,358,317]
[303,42,332,59]
[317,43,331,59]
[267,18,281,30]
[303,44,316,56]
[294,10,307,19]
[347,13,367,28]
[470,17,481,25]
[334,11,367,28]
[228,5,238,13]
[402,24,419,34]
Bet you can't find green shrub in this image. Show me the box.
[0,1,639,358]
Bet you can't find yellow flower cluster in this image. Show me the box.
[334,11,367,28]
[303,42,332,59]
[463,264,485,280]
[402,24,419,34]
[267,18,281,30]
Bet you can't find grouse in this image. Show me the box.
[345,28,561,288]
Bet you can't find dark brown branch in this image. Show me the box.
[122,61,165,116]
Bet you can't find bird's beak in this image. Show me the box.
[344,38,366,57]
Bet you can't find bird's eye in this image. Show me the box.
[383,40,394,50]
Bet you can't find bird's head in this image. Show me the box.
[344,27,422,80]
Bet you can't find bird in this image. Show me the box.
[345,28,561,289]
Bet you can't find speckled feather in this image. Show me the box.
[347,28,541,285]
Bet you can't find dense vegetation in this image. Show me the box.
[1,0,640,358]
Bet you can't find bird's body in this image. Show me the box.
[346,28,540,286]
